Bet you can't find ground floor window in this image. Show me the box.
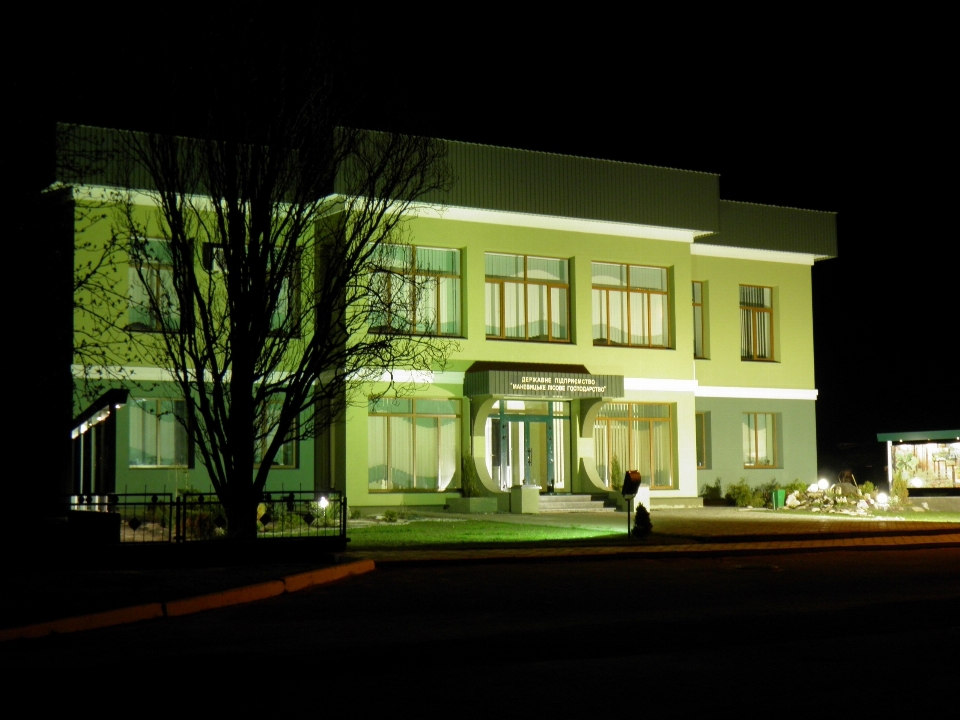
[593,403,673,489]
[742,412,777,468]
[129,398,189,468]
[368,398,460,492]
[696,412,707,468]
[484,401,570,492]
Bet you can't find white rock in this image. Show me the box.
[786,492,801,508]
[807,483,820,493]
[857,500,868,510]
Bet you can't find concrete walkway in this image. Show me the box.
[415,505,959,538]
[4,507,957,641]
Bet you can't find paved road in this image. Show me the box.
[6,547,957,709]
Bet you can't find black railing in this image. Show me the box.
[68,489,346,544]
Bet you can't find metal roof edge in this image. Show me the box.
[720,198,837,216]
[876,430,960,442]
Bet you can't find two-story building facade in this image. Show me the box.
[68,131,837,512]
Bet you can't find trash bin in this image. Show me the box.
[772,489,786,510]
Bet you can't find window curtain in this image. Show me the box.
[438,418,458,490]
[592,289,607,342]
[527,284,547,340]
[389,416,414,488]
[415,417,439,489]
[503,282,525,338]
[485,283,501,336]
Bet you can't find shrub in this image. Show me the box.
[349,507,362,520]
[611,455,624,492]
[860,481,876,496]
[631,504,653,538]
[725,479,755,507]
[187,510,217,540]
[756,480,781,508]
[382,509,398,523]
[891,473,909,505]
[782,480,807,495]
[700,478,723,501]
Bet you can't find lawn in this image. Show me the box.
[346,519,623,550]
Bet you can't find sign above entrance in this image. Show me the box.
[464,362,624,399]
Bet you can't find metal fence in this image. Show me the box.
[68,490,346,544]
[175,491,346,542]
[70,493,174,543]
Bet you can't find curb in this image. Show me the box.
[352,534,960,566]
[0,559,375,643]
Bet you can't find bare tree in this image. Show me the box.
[55,124,133,408]
[102,36,454,537]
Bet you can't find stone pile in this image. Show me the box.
[782,482,888,516]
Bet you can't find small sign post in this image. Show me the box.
[621,470,642,537]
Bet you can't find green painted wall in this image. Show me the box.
[694,397,818,491]
[691,254,815,389]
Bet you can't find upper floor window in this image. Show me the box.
[371,245,461,336]
[128,239,181,332]
[592,263,669,348]
[203,242,299,336]
[485,253,569,342]
[692,281,705,358]
[740,285,773,360]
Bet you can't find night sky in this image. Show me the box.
[19,15,956,482]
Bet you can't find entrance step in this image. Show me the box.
[538,494,616,513]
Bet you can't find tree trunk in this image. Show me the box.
[223,484,259,540]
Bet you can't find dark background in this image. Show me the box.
[16,13,955,490]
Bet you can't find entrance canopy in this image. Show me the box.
[464,361,624,399]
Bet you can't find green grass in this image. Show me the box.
[347,519,622,550]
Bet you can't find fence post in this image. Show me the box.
[175,496,182,543]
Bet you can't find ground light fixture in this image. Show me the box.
[318,496,329,509]
[818,478,830,490]
[876,492,889,508]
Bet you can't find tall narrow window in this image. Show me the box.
[742,412,777,468]
[485,254,569,341]
[129,398,189,468]
[692,281,705,358]
[592,263,669,348]
[371,245,461,336]
[128,239,180,331]
[696,412,707,468]
[254,403,298,468]
[368,398,461,491]
[740,285,773,360]
[592,403,674,489]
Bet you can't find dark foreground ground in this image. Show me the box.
[4,548,957,711]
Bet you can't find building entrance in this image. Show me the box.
[486,401,570,493]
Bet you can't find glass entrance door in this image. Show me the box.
[486,401,569,493]
[503,418,550,491]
